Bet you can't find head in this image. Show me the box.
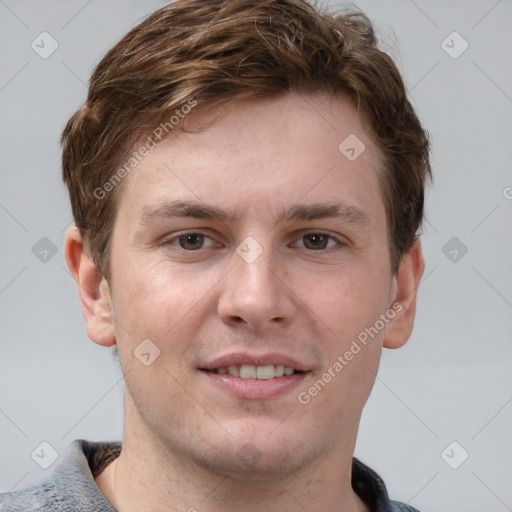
[63,0,429,478]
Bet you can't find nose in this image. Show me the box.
[217,245,296,332]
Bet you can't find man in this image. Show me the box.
[1,0,430,510]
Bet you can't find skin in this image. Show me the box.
[65,92,424,512]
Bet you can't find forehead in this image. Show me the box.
[116,92,386,226]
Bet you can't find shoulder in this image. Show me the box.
[389,501,421,512]
[0,479,59,512]
[0,440,120,512]
[352,457,421,512]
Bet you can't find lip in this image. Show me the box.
[200,370,309,400]
[199,352,312,400]
[199,352,310,372]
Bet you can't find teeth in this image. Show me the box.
[227,365,239,377]
[213,364,298,379]
[256,365,274,380]
[239,364,257,379]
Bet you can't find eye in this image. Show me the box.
[167,232,217,251]
[295,232,339,251]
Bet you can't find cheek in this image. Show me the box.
[297,264,389,403]
[300,323,382,424]
[110,258,223,379]
[301,265,391,343]
[113,259,203,335]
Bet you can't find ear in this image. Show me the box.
[383,238,425,349]
[64,226,116,347]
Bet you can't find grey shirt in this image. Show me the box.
[0,440,419,511]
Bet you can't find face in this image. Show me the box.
[105,92,399,477]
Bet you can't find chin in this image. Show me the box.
[190,430,324,481]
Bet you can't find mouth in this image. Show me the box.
[202,364,304,380]
[199,354,310,400]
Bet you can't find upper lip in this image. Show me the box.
[200,352,310,372]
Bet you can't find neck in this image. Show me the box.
[96,408,369,512]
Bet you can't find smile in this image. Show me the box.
[206,364,301,379]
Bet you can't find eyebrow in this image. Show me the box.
[138,200,370,227]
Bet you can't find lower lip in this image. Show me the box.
[200,370,309,400]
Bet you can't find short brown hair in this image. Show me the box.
[61,0,431,278]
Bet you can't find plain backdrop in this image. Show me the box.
[1,1,511,511]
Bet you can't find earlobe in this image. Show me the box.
[64,226,116,347]
[383,238,425,349]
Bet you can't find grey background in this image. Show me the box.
[1,0,511,510]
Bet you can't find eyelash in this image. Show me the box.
[161,230,345,253]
